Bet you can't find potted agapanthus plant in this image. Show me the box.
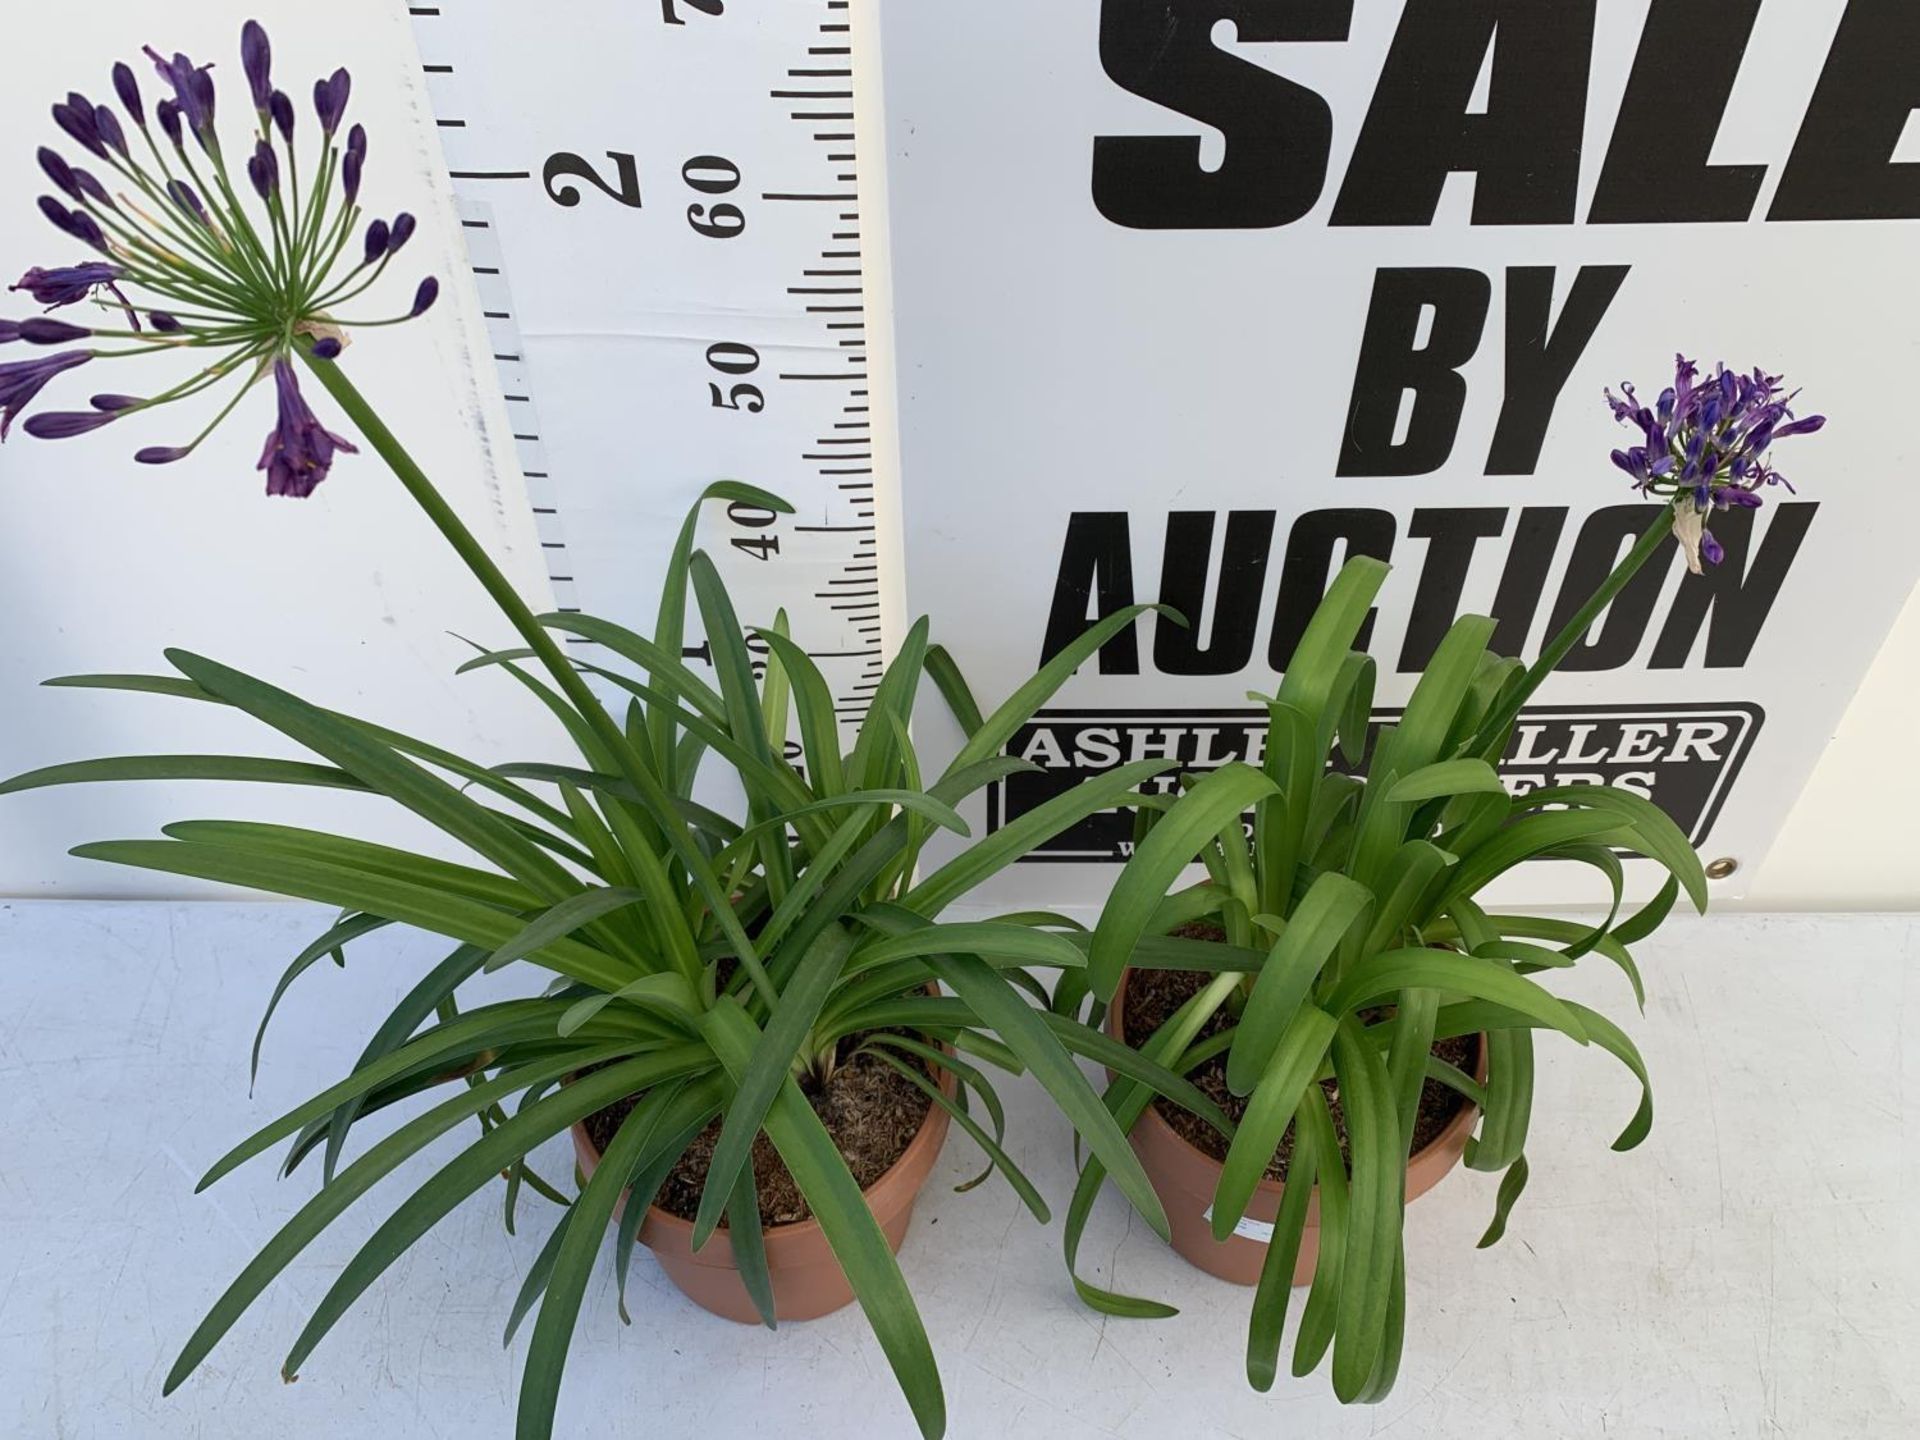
[1049,356,1825,1400]
[0,23,1218,1440]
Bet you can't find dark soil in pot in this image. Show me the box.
[1122,923,1475,1181]
[581,1041,932,1227]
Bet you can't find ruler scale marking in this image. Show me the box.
[411,0,889,724]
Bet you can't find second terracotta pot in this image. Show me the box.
[570,1063,954,1324]
[1108,969,1486,1287]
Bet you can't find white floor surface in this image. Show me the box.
[1,902,1914,1439]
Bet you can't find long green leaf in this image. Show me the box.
[0,754,367,796]
[1246,1089,1320,1392]
[947,604,1174,777]
[1213,1006,1338,1239]
[927,952,1169,1241]
[904,758,1166,918]
[1522,784,1708,913]
[1088,763,1278,1002]
[1276,557,1390,721]
[756,628,847,796]
[1330,1015,1401,1402]
[1291,1083,1348,1377]
[1476,1155,1531,1248]
[868,1047,1049,1221]
[483,887,651,973]
[692,924,858,1248]
[164,650,578,898]
[1227,872,1370,1095]
[1468,1028,1533,1173]
[1327,947,1590,1045]
[164,1047,654,1396]
[518,1084,679,1440]
[924,644,984,738]
[1385,758,1506,804]
[248,913,388,1085]
[73,840,632,992]
[704,1000,945,1439]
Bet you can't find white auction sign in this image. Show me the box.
[876,0,1920,911]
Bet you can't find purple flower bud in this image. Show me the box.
[71,168,113,207]
[1699,529,1725,567]
[166,180,208,226]
[144,48,216,143]
[269,89,294,143]
[65,168,113,210]
[112,61,144,126]
[408,276,439,318]
[1775,414,1826,439]
[136,445,192,465]
[52,95,106,158]
[258,358,357,496]
[37,148,80,202]
[93,105,128,158]
[148,311,183,333]
[23,409,119,440]
[0,349,90,438]
[342,123,366,202]
[388,212,416,254]
[18,318,90,345]
[90,393,143,412]
[36,197,107,252]
[242,20,274,112]
[313,68,350,135]
[0,321,19,344]
[363,218,390,263]
[248,139,279,200]
[155,98,183,148]
[11,263,123,310]
[310,337,342,360]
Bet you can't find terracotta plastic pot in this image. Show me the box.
[569,1063,954,1324]
[1107,968,1486,1288]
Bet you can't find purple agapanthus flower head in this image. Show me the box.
[0,350,90,438]
[4,23,437,484]
[257,359,357,497]
[1606,354,1826,573]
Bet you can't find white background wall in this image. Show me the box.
[0,0,1912,908]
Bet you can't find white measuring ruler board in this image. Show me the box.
[407,0,891,728]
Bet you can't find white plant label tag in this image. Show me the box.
[1202,1204,1274,1246]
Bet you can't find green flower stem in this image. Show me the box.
[297,350,603,724]
[1471,503,1675,761]
[297,348,782,1012]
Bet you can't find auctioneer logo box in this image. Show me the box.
[989,703,1761,863]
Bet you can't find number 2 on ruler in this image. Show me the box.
[661,0,724,23]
